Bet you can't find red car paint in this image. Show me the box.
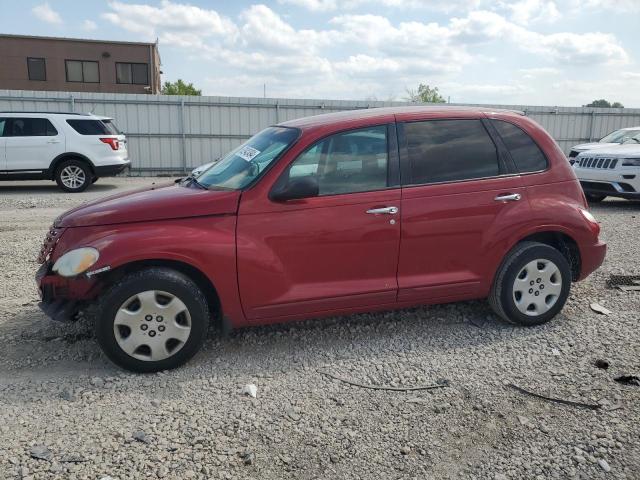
[37,107,606,328]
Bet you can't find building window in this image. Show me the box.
[27,57,46,81]
[65,60,99,83]
[116,62,149,85]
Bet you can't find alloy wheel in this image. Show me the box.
[60,165,86,189]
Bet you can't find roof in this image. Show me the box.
[279,105,525,130]
[0,33,157,47]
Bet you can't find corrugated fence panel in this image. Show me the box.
[1,89,639,175]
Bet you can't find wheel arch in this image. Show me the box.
[100,259,222,327]
[49,153,96,179]
[511,231,581,282]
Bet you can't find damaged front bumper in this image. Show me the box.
[36,263,98,322]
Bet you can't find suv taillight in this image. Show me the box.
[100,138,119,150]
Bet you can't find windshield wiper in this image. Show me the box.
[180,175,206,189]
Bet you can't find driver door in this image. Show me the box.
[236,124,401,320]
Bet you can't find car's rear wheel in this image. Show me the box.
[586,193,606,203]
[489,241,571,326]
[55,159,92,193]
[96,268,209,372]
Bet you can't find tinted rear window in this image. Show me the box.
[404,119,500,184]
[492,120,548,173]
[67,119,116,135]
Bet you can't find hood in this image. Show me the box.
[572,142,618,151]
[57,182,241,228]
[576,143,640,159]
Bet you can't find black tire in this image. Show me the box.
[95,268,210,373]
[489,241,571,326]
[55,159,92,193]
[586,193,606,203]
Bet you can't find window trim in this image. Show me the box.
[397,117,512,188]
[115,62,149,85]
[27,57,46,81]
[270,123,400,200]
[487,118,550,176]
[65,59,100,83]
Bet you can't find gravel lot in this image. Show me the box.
[0,177,639,480]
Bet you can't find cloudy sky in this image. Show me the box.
[2,0,639,106]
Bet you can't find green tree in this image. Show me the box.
[161,79,202,96]
[585,99,624,108]
[405,84,446,103]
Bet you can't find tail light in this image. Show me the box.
[100,137,119,150]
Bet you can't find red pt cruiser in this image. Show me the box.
[36,107,606,372]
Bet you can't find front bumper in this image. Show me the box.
[36,263,96,322]
[94,160,131,177]
[580,181,640,199]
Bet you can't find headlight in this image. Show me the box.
[622,158,640,167]
[52,247,99,277]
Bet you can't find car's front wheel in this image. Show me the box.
[489,241,571,326]
[96,268,210,372]
[55,160,92,193]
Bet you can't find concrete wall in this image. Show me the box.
[1,89,639,175]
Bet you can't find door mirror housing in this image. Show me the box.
[271,176,319,202]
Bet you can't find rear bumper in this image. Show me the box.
[94,160,131,177]
[578,241,607,281]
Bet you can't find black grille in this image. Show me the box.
[580,181,617,193]
[37,226,64,264]
[576,157,618,169]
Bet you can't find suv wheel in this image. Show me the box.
[96,268,209,372]
[586,193,606,203]
[489,241,571,326]
[55,160,92,192]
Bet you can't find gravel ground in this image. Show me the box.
[0,177,639,480]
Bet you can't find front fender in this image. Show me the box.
[51,215,246,327]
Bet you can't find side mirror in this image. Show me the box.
[271,176,319,202]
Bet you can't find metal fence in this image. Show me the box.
[2,89,640,175]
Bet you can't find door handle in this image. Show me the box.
[366,206,398,215]
[47,139,61,144]
[494,193,522,202]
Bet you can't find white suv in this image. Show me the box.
[0,112,130,192]
[574,144,640,202]
[568,126,640,162]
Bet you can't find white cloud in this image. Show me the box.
[82,19,98,31]
[571,0,640,12]
[509,0,561,24]
[31,3,62,25]
[279,0,483,12]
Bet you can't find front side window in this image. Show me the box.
[116,63,149,85]
[285,125,389,196]
[27,57,46,81]
[404,119,500,185]
[492,120,548,173]
[196,127,299,190]
[6,118,58,137]
[65,60,99,83]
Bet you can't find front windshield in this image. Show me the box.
[599,129,640,144]
[197,127,299,190]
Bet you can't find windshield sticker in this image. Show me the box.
[236,145,261,162]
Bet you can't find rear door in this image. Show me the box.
[396,116,529,303]
[237,124,402,320]
[4,117,65,172]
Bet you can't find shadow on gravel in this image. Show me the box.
[0,183,118,194]
[2,300,559,378]
[590,199,640,210]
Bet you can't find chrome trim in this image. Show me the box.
[366,206,399,215]
[494,193,522,202]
